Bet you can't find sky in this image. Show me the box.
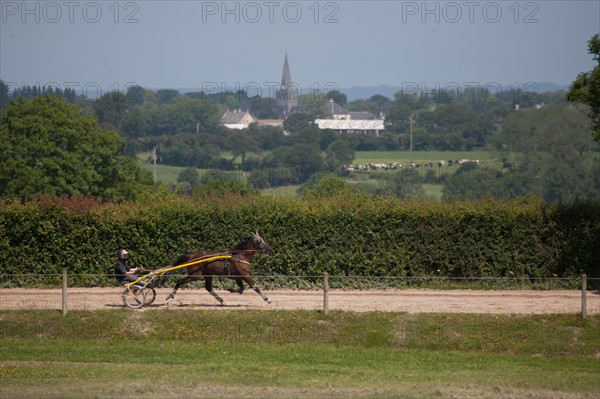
[1,0,599,100]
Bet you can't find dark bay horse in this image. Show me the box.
[165,232,272,305]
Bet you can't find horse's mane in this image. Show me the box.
[229,235,254,252]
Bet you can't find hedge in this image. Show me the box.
[0,193,599,287]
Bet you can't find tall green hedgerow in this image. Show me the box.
[0,193,598,287]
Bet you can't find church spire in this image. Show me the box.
[281,53,292,87]
[276,53,299,118]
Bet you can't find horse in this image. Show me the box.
[165,232,272,305]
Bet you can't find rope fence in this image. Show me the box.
[1,272,594,289]
[0,272,598,317]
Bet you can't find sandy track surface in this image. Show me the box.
[1,287,599,314]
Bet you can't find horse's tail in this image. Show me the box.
[152,254,198,288]
[170,254,196,268]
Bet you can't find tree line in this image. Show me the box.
[1,32,598,203]
[1,79,598,202]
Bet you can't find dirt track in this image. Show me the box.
[1,287,599,314]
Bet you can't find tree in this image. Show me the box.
[494,104,599,202]
[384,169,425,199]
[369,94,391,116]
[325,139,355,173]
[250,124,289,150]
[282,112,314,133]
[383,100,412,133]
[270,143,324,184]
[156,89,180,105]
[539,149,600,203]
[126,85,146,106]
[434,103,478,133]
[318,129,339,151]
[93,91,129,128]
[300,174,355,198]
[567,34,600,143]
[0,96,153,200]
[228,131,261,163]
[0,80,9,113]
[140,98,223,136]
[433,103,491,149]
[248,96,280,119]
[298,93,330,119]
[442,163,532,201]
[161,142,221,168]
[193,179,257,197]
[119,107,148,138]
[326,90,347,106]
[177,168,200,189]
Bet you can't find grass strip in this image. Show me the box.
[1,342,598,399]
[1,310,598,398]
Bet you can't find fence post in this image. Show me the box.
[323,272,329,315]
[581,274,587,318]
[62,269,68,316]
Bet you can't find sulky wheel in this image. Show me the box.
[122,285,146,309]
[144,287,157,306]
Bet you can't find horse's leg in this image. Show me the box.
[166,274,201,300]
[166,278,184,300]
[205,277,225,305]
[164,258,194,300]
[243,276,271,304]
[227,278,245,294]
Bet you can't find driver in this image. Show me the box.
[114,249,146,286]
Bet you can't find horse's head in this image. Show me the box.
[251,232,272,254]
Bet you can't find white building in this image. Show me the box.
[314,119,385,136]
[316,100,385,136]
[221,110,256,130]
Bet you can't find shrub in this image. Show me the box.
[0,194,598,287]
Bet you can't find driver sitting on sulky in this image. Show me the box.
[114,249,147,286]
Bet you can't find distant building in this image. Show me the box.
[314,119,384,136]
[256,119,284,128]
[327,99,376,121]
[221,109,256,130]
[316,99,384,136]
[275,53,299,118]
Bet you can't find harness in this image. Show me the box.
[223,257,251,276]
[223,258,231,276]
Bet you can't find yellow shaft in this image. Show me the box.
[125,254,232,287]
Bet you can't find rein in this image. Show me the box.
[229,249,267,254]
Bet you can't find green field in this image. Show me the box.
[1,310,598,399]
[137,150,510,198]
[352,150,504,165]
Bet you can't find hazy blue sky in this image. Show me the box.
[1,0,599,99]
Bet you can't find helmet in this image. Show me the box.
[118,249,129,259]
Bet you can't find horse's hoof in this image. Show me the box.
[267,299,272,304]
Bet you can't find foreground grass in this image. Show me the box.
[1,310,599,398]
